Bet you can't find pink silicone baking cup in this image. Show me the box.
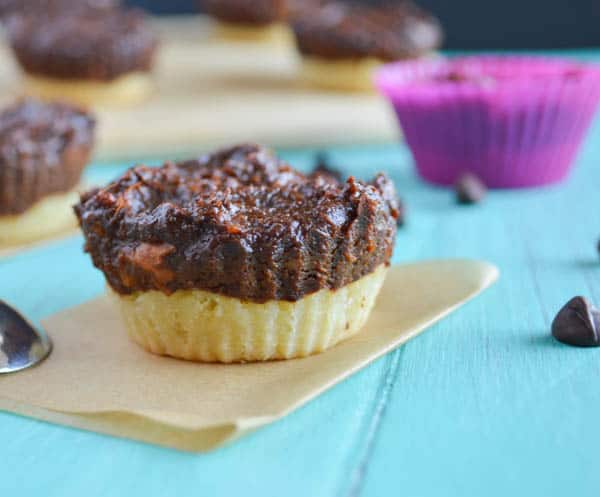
[376,56,600,188]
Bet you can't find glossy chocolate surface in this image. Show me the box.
[292,1,443,61]
[75,144,399,302]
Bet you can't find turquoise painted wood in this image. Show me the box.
[2,57,600,497]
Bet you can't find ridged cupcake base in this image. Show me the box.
[111,265,388,363]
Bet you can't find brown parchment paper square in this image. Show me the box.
[0,260,498,452]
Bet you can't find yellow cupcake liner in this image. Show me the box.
[300,56,383,92]
[111,264,388,363]
[22,72,154,107]
[0,188,79,245]
[214,21,293,45]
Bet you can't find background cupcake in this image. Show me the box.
[6,5,158,107]
[291,0,443,91]
[0,99,95,245]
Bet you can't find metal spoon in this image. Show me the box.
[0,300,52,374]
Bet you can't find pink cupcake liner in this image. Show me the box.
[376,56,600,188]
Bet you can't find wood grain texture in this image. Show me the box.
[0,16,396,161]
[1,59,600,496]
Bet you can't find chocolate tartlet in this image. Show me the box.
[292,1,443,91]
[0,99,95,245]
[6,6,158,106]
[75,144,398,362]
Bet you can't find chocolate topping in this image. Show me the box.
[202,0,288,26]
[0,0,118,19]
[7,6,158,81]
[292,1,443,61]
[75,144,398,303]
[0,99,95,216]
[201,0,320,26]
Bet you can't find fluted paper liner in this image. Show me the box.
[0,260,498,452]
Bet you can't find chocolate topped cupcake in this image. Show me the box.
[6,6,158,106]
[76,144,398,362]
[291,0,443,91]
[0,99,95,244]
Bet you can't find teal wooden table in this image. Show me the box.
[2,68,600,497]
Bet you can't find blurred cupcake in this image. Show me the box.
[0,0,118,23]
[0,99,95,245]
[201,0,302,44]
[75,144,399,363]
[0,0,20,21]
[291,1,443,91]
[6,6,158,107]
[376,56,600,188]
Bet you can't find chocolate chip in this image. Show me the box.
[396,199,405,227]
[439,70,468,83]
[312,152,343,182]
[551,296,600,347]
[455,173,487,205]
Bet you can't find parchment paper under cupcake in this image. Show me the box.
[0,259,497,452]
